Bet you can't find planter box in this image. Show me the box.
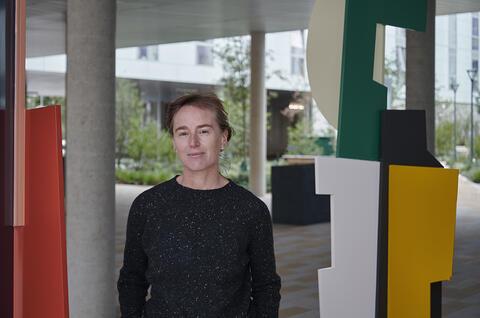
[271,164,330,225]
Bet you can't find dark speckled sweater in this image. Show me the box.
[117,175,281,318]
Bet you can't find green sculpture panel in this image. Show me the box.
[337,0,426,161]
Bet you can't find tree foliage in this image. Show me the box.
[115,78,177,170]
[214,37,251,163]
[286,114,325,155]
[435,121,454,158]
[475,132,480,159]
[384,56,405,109]
[115,78,144,167]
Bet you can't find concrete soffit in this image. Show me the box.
[26,0,480,58]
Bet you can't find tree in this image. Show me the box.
[475,132,480,159]
[436,121,454,159]
[215,37,251,163]
[126,120,160,169]
[116,78,179,174]
[384,56,405,109]
[115,78,144,167]
[215,37,286,170]
[286,114,325,156]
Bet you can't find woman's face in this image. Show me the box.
[172,105,228,174]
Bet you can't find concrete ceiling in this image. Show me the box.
[26,0,480,58]
[437,0,480,16]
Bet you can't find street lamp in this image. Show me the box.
[449,79,459,162]
[467,68,477,164]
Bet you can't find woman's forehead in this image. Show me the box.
[173,105,217,127]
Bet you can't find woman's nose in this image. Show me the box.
[189,133,200,147]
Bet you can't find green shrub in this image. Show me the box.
[287,117,325,156]
[476,135,480,159]
[435,121,454,159]
[462,165,480,184]
[471,168,480,183]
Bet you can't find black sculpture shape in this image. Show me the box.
[376,110,442,318]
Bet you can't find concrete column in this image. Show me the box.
[406,0,436,154]
[66,0,116,317]
[249,31,266,197]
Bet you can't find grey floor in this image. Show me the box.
[115,176,480,317]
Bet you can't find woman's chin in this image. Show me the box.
[183,162,217,173]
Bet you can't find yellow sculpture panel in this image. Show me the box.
[388,165,458,318]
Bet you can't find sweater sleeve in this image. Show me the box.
[117,194,150,318]
[248,202,281,317]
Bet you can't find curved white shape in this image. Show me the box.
[306,0,346,129]
[315,156,380,318]
[306,1,385,128]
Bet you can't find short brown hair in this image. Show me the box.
[166,93,234,141]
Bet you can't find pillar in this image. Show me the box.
[406,0,436,154]
[249,32,266,197]
[66,0,116,317]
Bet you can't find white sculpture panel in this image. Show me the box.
[315,156,380,318]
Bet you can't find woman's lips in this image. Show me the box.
[188,152,205,158]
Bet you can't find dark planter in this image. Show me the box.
[271,164,330,225]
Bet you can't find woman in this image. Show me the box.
[117,93,281,317]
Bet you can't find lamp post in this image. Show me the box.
[450,79,459,162]
[477,96,480,160]
[467,68,477,164]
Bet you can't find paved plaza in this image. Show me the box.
[115,176,480,317]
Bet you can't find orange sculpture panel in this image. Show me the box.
[20,105,69,318]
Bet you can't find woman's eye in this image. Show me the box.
[178,132,188,136]
[199,129,209,135]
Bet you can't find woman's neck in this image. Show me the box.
[177,170,229,190]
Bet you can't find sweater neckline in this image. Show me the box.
[171,175,233,193]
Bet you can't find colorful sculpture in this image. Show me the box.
[307,1,458,317]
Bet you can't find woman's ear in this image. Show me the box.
[221,131,228,149]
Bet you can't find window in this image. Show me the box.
[138,47,147,59]
[472,15,479,55]
[290,31,306,76]
[448,15,457,82]
[196,42,213,65]
[449,48,457,80]
[473,16,479,36]
[138,46,158,61]
[472,59,478,71]
[291,46,305,76]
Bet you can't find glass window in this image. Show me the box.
[138,47,148,60]
[448,48,457,80]
[196,45,213,65]
[138,46,158,61]
[291,57,305,76]
[473,37,479,51]
[291,47,305,76]
[473,17,479,36]
[472,59,478,71]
